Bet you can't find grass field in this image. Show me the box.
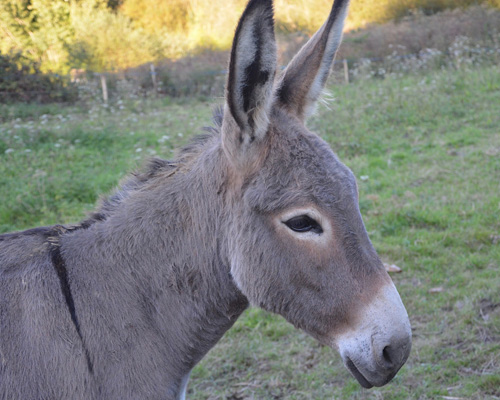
[1,65,499,399]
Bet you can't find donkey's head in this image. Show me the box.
[220,0,411,388]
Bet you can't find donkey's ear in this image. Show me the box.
[222,0,277,167]
[276,0,350,121]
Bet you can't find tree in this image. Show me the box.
[120,0,190,35]
[69,0,159,72]
[0,0,73,72]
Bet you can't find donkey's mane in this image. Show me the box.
[81,107,224,228]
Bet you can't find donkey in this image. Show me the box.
[0,0,411,398]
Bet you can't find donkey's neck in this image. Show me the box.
[60,142,248,397]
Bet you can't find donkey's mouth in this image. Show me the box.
[345,358,374,389]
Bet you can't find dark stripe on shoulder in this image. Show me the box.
[49,238,94,374]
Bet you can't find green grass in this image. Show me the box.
[1,65,499,399]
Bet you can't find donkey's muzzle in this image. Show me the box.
[335,281,412,388]
[344,329,411,388]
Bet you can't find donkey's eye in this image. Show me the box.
[283,215,323,234]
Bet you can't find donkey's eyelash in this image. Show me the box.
[283,215,323,234]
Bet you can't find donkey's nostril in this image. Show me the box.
[378,336,411,372]
[382,345,394,367]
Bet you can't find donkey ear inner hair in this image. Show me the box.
[225,0,277,140]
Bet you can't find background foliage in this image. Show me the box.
[1,0,500,74]
[0,51,77,103]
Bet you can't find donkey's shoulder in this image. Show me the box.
[0,226,63,274]
[0,226,56,242]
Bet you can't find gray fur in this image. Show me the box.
[0,0,405,398]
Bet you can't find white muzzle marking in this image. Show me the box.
[335,281,412,388]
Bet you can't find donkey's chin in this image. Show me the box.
[344,357,374,388]
[341,354,399,388]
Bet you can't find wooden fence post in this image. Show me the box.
[150,63,158,94]
[343,59,349,84]
[100,74,108,103]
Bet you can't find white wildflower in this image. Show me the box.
[158,135,170,144]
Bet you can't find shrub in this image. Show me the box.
[0,52,77,103]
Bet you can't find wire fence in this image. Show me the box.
[2,44,499,104]
[86,44,500,102]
